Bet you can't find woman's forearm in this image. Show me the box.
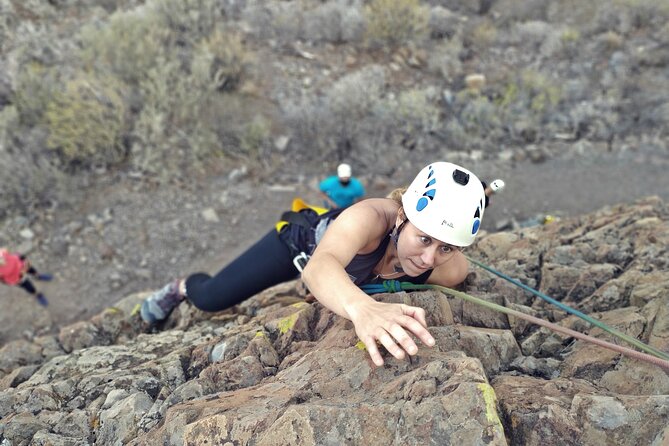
[301,254,374,321]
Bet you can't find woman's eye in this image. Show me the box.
[440,245,454,254]
[420,236,431,245]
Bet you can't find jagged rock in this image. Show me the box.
[2,198,669,445]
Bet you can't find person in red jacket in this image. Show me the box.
[0,248,52,306]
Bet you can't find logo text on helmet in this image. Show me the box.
[441,220,454,228]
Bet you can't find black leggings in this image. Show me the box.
[185,229,299,312]
[19,279,37,295]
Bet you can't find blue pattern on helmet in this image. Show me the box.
[416,166,436,212]
[471,203,482,234]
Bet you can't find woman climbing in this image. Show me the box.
[141,161,492,366]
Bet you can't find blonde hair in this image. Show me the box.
[386,187,407,204]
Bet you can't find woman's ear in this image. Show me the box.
[396,207,406,227]
[391,207,407,245]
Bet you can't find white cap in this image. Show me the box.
[337,163,352,179]
[402,162,486,247]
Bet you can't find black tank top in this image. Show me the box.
[345,234,432,286]
[280,207,432,286]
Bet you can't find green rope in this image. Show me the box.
[465,256,669,361]
[399,283,669,371]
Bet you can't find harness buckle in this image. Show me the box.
[292,252,310,273]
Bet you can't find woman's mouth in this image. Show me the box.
[409,259,429,271]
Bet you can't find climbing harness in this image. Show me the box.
[276,198,342,273]
[359,279,669,371]
[292,252,310,273]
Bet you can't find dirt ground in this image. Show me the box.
[2,147,669,345]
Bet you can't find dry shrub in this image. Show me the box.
[426,39,463,82]
[458,94,501,136]
[45,73,127,168]
[377,88,440,144]
[490,0,550,24]
[192,30,254,92]
[242,1,303,43]
[465,19,498,51]
[128,27,257,181]
[0,106,68,216]
[428,6,460,40]
[597,31,624,51]
[78,9,166,85]
[151,0,227,50]
[130,58,198,178]
[302,0,366,44]
[364,0,429,47]
[611,0,669,28]
[282,65,387,161]
[79,0,228,87]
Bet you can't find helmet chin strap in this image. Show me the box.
[390,219,407,246]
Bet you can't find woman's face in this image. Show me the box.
[395,220,461,276]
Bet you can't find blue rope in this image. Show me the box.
[360,280,404,294]
[358,263,669,361]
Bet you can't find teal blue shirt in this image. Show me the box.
[319,176,365,208]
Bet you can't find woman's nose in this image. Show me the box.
[420,248,437,267]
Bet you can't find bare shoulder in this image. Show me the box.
[319,198,400,254]
[336,199,399,233]
[426,252,469,287]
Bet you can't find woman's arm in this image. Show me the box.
[302,199,435,366]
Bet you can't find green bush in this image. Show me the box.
[45,73,126,168]
[0,106,18,152]
[560,27,581,43]
[13,62,58,126]
[364,0,429,46]
[497,70,562,113]
[241,115,272,161]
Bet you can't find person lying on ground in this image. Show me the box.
[141,161,489,366]
[0,248,52,307]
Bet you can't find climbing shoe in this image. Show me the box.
[36,273,53,281]
[140,280,184,324]
[36,293,49,307]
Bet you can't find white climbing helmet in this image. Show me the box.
[402,162,486,247]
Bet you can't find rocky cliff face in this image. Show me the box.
[1,197,668,445]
